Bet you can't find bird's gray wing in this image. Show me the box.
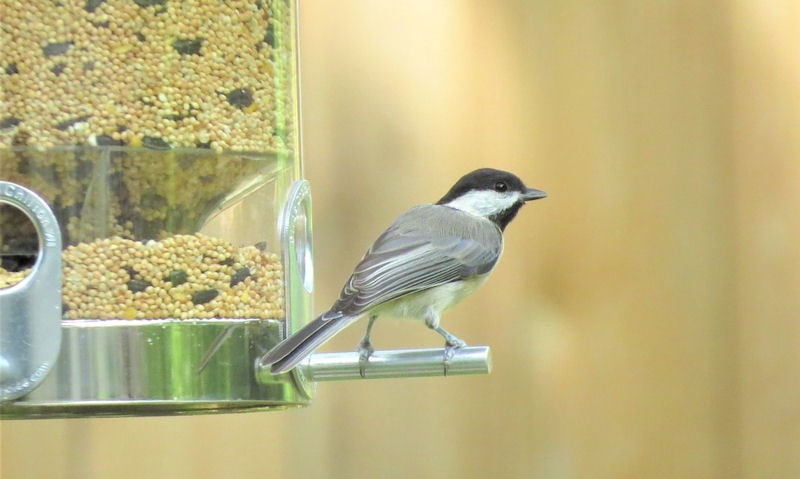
[330,204,503,316]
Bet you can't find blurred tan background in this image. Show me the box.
[3,0,799,478]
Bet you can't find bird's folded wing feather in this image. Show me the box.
[330,204,503,316]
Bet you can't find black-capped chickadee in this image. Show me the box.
[262,168,546,374]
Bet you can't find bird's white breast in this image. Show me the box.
[372,273,491,320]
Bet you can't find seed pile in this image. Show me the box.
[0,0,296,153]
[1,233,285,319]
[56,233,285,320]
[0,265,29,289]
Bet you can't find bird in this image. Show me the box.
[261,168,546,375]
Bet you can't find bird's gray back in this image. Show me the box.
[328,204,503,317]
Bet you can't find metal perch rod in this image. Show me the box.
[297,346,492,381]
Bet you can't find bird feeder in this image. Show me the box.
[0,0,490,419]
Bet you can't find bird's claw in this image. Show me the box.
[358,341,374,378]
[443,339,466,376]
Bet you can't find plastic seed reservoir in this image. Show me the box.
[1,0,298,321]
[1,150,290,322]
[0,0,314,415]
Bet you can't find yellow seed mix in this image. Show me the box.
[62,233,285,320]
[0,233,285,320]
[0,265,30,288]
[0,0,296,153]
[0,1,294,317]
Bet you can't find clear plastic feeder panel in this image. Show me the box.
[0,0,312,417]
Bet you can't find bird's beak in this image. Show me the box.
[522,187,547,201]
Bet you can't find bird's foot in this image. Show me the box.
[443,338,467,376]
[358,340,374,378]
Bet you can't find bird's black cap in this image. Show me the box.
[436,168,546,230]
[436,168,546,205]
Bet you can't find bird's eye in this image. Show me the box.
[494,182,507,192]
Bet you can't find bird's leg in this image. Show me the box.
[358,315,379,377]
[424,312,466,376]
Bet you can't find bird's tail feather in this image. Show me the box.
[262,313,360,374]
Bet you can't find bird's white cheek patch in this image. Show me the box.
[444,190,521,217]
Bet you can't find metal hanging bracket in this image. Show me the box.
[0,181,63,402]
